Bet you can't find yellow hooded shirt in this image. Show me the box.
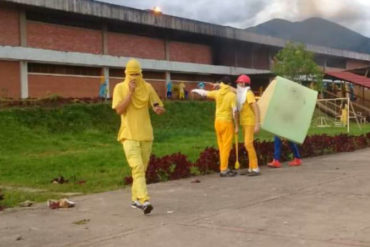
[206,83,236,122]
[240,90,256,126]
[112,59,163,142]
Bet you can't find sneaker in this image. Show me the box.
[239,169,251,175]
[219,169,237,177]
[248,168,260,176]
[288,158,302,167]
[268,159,281,168]
[131,200,142,209]
[142,201,153,215]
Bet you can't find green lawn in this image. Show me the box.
[0,101,369,208]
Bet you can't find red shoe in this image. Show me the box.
[268,159,281,168]
[288,158,302,166]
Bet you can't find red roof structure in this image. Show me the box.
[325,71,370,88]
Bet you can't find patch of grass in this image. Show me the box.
[0,100,369,208]
[0,189,63,208]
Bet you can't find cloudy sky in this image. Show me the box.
[98,0,370,37]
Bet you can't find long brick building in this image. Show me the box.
[0,0,369,99]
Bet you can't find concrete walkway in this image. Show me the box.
[1,148,370,247]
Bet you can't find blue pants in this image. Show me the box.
[167,91,172,98]
[273,136,301,161]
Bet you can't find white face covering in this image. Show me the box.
[236,84,250,111]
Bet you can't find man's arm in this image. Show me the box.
[191,89,208,97]
[153,103,165,115]
[251,102,260,133]
[149,84,165,115]
[233,108,239,134]
[114,80,135,115]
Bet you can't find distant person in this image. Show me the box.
[178,82,186,100]
[166,81,172,99]
[112,59,165,215]
[258,85,264,96]
[192,76,238,177]
[197,82,205,89]
[340,104,348,126]
[99,75,108,99]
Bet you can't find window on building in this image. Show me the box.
[28,63,101,76]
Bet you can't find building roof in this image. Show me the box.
[2,0,370,62]
[325,71,370,88]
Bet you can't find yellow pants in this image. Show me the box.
[215,120,234,172]
[242,125,258,170]
[122,140,152,203]
[179,90,185,99]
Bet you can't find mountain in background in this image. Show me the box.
[246,17,370,54]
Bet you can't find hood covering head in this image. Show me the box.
[123,59,149,109]
[219,82,232,96]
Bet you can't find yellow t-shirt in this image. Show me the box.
[207,85,236,122]
[240,90,256,126]
[112,82,163,142]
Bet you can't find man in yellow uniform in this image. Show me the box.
[236,74,261,176]
[178,82,186,100]
[112,59,165,215]
[192,76,238,177]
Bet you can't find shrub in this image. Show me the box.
[124,133,369,185]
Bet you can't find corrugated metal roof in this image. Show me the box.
[2,0,370,61]
[325,71,370,88]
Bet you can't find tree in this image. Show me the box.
[272,42,323,90]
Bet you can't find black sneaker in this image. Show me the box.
[219,169,237,177]
[239,169,252,176]
[142,201,153,215]
[131,201,143,209]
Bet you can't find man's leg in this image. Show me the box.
[268,136,282,168]
[288,141,302,166]
[243,125,259,172]
[215,121,225,172]
[141,141,153,172]
[123,140,150,204]
[220,121,234,171]
[274,136,282,161]
[288,142,301,159]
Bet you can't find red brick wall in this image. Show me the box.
[0,7,20,46]
[169,41,212,64]
[0,61,20,98]
[148,80,166,99]
[28,74,101,98]
[27,21,102,54]
[108,32,165,59]
[109,78,122,98]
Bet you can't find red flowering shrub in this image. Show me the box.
[123,176,133,185]
[366,133,370,146]
[124,133,369,185]
[194,147,219,174]
[124,152,192,185]
[353,135,368,149]
[301,134,334,157]
[255,140,275,164]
